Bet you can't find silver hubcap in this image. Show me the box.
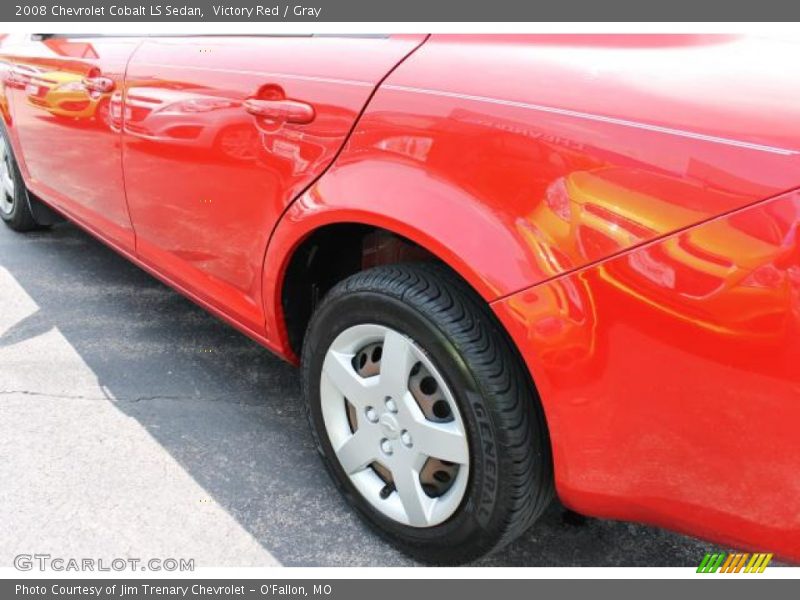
[0,136,15,215]
[320,324,470,527]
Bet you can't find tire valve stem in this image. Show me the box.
[379,482,396,500]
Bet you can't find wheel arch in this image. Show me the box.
[265,214,487,362]
[262,159,540,361]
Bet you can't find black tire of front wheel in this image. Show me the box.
[301,263,554,564]
[0,123,41,232]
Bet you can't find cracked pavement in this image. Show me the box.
[0,220,725,567]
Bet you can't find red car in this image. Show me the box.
[1,33,798,564]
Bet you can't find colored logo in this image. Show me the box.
[697,553,773,573]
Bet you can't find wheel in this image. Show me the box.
[302,263,553,563]
[0,124,39,232]
[214,124,258,161]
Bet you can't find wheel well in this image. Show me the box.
[281,224,444,356]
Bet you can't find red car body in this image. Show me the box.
[1,33,798,561]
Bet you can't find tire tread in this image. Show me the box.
[306,262,553,561]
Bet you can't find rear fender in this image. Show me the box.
[262,157,532,355]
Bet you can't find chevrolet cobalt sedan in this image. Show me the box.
[1,33,798,564]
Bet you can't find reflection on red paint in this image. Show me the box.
[1,33,800,562]
[495,190,800,560]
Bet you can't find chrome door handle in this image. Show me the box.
[82,76,115,93]
[243,98,315,124]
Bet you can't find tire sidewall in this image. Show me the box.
[303,289,508,559]
[0,122,28,223]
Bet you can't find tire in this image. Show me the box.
[302,263,553,564]
[0,123,40,232]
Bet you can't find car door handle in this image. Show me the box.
[243,98,315,124]
[82,76,115,93]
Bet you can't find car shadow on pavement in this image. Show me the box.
[0,222,719,567]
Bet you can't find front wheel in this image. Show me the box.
[214,124,258,161]
[0,125,39,232]
[302,263,553,564]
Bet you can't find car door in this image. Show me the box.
[121,35,426,334]
[4,34,140,251]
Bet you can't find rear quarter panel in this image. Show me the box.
[267,34,800,559]
[267,34,800,311]
[493,188,800,561]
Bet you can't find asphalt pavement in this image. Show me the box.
[0,220,723,567]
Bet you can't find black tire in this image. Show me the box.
[302,263,553,564]
[0,123,40,232]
